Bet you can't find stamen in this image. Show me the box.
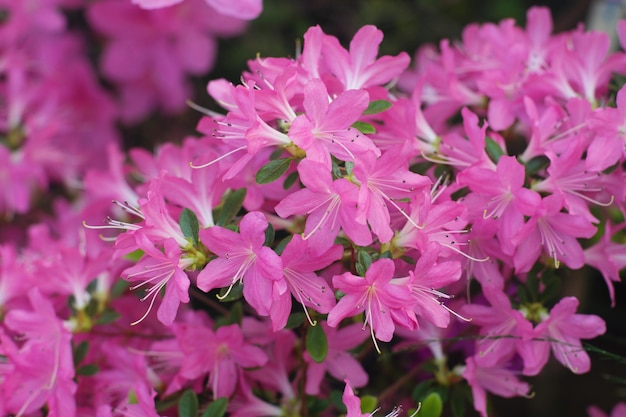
[190,145,247,169]
[186,100,221,117]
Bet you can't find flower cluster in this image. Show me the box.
[1,3,625,417]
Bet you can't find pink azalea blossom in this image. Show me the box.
[520,296,606,375]
[122,235,192,326]
[462,356,531,417]
[197,211,286,316]
[275,159,372,254]
[327,258,417,352]
[304,322,368,395]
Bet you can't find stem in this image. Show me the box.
[190,286,230,316]
[377,365,422,404]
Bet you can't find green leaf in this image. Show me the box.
[179,208,200,245]
[178,389,198,417]
[269,147,285,160]
[357,250,372,271]
[256,158,291,184]
[94,310,121,325]
[283,171,299,190]
[306,323,328,363]
[111,278,130,298]
[420,392,443,417]
[525,155,550,176]
[264,223,275,246]
[485,136,505,164]
[411,380,434,402]
[216,188,246,226]
[356,249,372,276]
[123,249,145,262]
[201,397,228,417]
[285,312,306,329]
[351,121,376,134]
[76,364,99,376]
[330,389,346,412]
[450,385,469,417]
[73,341,89,366]
[331,157,343,180]
[360,395,378,413]
[363,100,392,115]
[344,161,354,176]
[218,283,243,302]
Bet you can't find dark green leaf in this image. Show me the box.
[94,310,121,325]
[218,283,243,302]
[274,235,293,256]
[420,392,443,417]
[73,341,89,366]
[352,121,376,134]
[331,158,343,180]
[111,278,130,298]
[269,147,284,160]
[541,274,561,303]
[525,155,550,176]
[256,158,291,184]
[485,136,505,164]
[344,161,354,176]
[201,397,228,417]
[285,312,306,329]
[76,364,99,376]
[356,249,372,276]
[412,380,434,402]
[450,385,468,417]
[363,100,392,115]
[451,186,470,201]
[283,171,299,190]
[517,285,529,305]
[179,208,200,245]
[330,389,346,412]
[526,269,539,301]
[216,188,246,226]
[178,390,198,417]
[306,323,328,363]
[264,223,275,246]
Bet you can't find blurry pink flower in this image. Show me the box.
[588,403,626,417]
[132,0,262,20]
[462,356,531,417]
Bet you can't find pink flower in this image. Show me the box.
[2,289,76,417]
[288,78,378,166]
[197,211,285,316]
[304,322,368,395]
[513,194,597,272]
[462,356,531,417]
[327,258,416,352]
[461,287,534,368]
[275,159,372,254]
[322,25,410,91]
[132,0,263,20]
[521,296,606,375]
[122,235,192,326]
[584,222,626,306]
[588,403,626,417]
[458,155,541,256]
[270,234,341,331]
